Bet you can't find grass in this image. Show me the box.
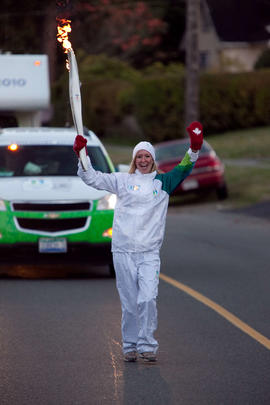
[104,126,270,209]
[224,166,270,207]
[206,126,270,159]
[207,126,270,208]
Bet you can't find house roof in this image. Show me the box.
[206,0,270,42]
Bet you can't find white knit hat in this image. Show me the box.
[132,141,156,161]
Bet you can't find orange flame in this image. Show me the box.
[57,18,72,53]
[8,143,19,151]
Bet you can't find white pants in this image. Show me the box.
[113,251,160,354]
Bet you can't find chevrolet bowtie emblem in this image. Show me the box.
[44,213,60,219]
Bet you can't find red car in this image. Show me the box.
[155,139,228,200]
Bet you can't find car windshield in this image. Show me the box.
[0,145,111,177]
[155,142,210,161]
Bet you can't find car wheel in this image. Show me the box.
[216,184,228,200]
[108,260,116,278]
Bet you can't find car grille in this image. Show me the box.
[12,202,91,211]
[16,217,88,233]
[11,201,92,235]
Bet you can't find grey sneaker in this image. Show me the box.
[139,352,157,362]
[124,351,137,362]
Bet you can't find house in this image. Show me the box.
[182,0,270,72]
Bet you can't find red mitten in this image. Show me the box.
[73,135,87,157]
[186,121,203,151]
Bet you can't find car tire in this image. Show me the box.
[216,183,228,200]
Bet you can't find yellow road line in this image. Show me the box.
[160,273,270,351]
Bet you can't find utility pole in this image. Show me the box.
[184,0,200,128]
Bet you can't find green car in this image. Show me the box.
[0,127,116,276]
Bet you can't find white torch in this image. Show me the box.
[57,18,88,171]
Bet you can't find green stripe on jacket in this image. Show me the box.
[155,152,195,195]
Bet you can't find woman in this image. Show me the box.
[74,121,203,363]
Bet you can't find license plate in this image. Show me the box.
[182,179,199,191]
[38,237,67,253]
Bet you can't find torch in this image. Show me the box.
[57,19,88,171]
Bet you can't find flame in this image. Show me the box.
[57,18,72,53]
[8,143,19,151]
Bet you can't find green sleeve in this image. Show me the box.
[155,152,195,195]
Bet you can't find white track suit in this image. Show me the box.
[78,148,198,354]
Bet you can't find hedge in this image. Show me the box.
[51,59,270,142]
[119,75,185,143]
[200,71,270,134]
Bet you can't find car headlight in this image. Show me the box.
[0,200,6,211]
[97,194,117,210]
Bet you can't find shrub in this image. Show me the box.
[200,71,270,134]
[78,51,141,82]
[120,75,185,143]
[254,49,270,69]
[81,79,134,137]
[253,70,270,125]
[51,53,270,141]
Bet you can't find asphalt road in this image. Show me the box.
[0,202,270,405]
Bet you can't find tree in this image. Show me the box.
[0,0,187,80]
[1,0,61,81]
[70,0,167,67]
[161,0,186,63]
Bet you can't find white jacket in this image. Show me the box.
[78,148,198,253]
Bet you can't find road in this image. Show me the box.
[0,202,270,405]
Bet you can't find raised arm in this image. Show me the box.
[74,135,119,194]
[155,121,203,195]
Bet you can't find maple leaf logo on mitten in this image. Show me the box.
[187,121,203,150]
[193,127,201,135]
